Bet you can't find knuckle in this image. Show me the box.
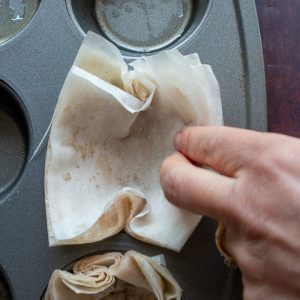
[227,182,259,230]
[236,206,265,241]
[254,147,285,179]
[252,134,294,174]
[180,128,193,155]
[182,126,224,162]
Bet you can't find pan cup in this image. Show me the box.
[0,0,40,44]
[0,81,30,201]
[66,0,210,54]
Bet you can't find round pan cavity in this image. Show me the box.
[0,0,40,44]
[66,0,210,54]
[0,81,29,200]
[93,0,193,52]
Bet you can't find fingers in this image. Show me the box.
[174,126,267,177]
[160,152,237,222]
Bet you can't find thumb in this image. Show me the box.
[160,152,237,222]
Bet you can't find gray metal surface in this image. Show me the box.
[0,0,266,299]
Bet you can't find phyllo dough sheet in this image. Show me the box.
[45,251,181,300]
[45,32,223,251]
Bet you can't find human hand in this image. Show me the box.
[160,126,300,300]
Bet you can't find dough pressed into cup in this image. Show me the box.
[45,32,223,251]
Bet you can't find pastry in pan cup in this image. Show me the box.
[45,251,182,300]
[45,31,223,251]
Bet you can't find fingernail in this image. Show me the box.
[174,131,182,151]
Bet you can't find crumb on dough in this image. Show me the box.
[63,172,72,181]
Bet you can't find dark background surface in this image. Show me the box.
[256,0,300,138]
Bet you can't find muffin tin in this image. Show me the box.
[0,0,266,299]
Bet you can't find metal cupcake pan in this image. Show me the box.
[0,0,266,299]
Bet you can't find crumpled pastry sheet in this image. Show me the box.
[45,31,223,251]
[45,251,181,300]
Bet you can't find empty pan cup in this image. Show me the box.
[94,0,192,52]
[0,81,30,199]
[66,0,210,53]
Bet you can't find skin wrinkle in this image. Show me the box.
[222,179,250,228]
[229,177,271,234]
[161,166,177,207]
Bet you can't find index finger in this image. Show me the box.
[174,126,267,177]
